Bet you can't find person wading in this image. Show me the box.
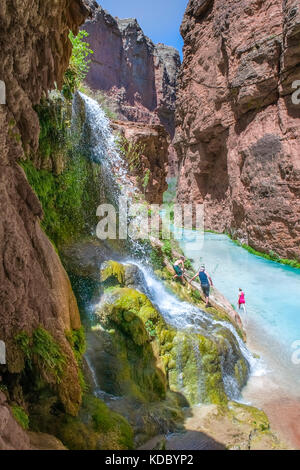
[173,256,186,284]
[238,288,246,314]
[190,265,213,307]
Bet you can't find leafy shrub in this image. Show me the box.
[162,240,172,260]
[63,30,93,99]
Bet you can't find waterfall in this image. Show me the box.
[72,92,137,203]
[73,91,149,258]
[72,92,259,404]
[130,261,258,401]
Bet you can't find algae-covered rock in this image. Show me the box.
[101,260,146,291]
[95,260,242,407]
[95,287,167,402]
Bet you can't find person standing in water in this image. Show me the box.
[190,265,213,307]
[173,256,186,284]
[238,288,246,314]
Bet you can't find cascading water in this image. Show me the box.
[129,261,257,401]
[72,91,257,404]
[73,91,150,258]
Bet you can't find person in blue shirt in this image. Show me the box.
[190,265,213,307]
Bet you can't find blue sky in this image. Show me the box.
[97,0,188,58]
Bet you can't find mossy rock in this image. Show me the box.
[29,392,134,450]
[101,261,126,287]
[95,287,167,402]
[96,261,249,408]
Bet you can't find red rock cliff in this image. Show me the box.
[0,0,88,419]
[82,1,181,137]
[175,0,300,261]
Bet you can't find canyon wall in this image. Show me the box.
[82,1,181,136]
[175,0,300,261]
[0,0,89,435]
[111,120,169,203]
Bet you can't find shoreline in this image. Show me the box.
[205,230,300,270]
[242,326,300,449]
[176,234,300,449]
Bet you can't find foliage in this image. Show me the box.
[149,247,164,271]
[66,327,86,364]
[47,394,134,450]
[66,327,87,392]
[142,169,151,193]
[116,135,146,172]
[37,93,70,163]
[79,84,118,120]
[162,240,172,260]
[15,328,66,384]
[63,30,93,100]
[21,154,99,248]
[12,406,30,430]
[229,236,300,269]
[145,320,157,338]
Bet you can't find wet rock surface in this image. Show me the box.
[0,0,89,447]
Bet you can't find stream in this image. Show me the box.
[178,228,300,447]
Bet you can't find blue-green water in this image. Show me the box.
[177,229,300,395]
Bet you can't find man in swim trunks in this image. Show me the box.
[173,256,186,283]
[238,288,246,314]
[190,265,213,307]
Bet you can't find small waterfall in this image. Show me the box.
[73,92,149,258]
[72,92,137,202]
[132,261,256,401]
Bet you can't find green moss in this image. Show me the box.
[229,401,270,432]
[96,287,167,402]
[66,327,86,363]
[85,395,134,449]
[21,93,100,249]
[12,405,29,430]
[66,327,87,392]
[15,328,66,384]
[21,154,99,248]
[224,233,300,269]
[149,246,165,270]
[101,261,126,286]
[30,392,134,450]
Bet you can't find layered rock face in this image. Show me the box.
[175,0,300,260]
[111,120,169,204]
[82,1,181,137]
[0,0,89,430]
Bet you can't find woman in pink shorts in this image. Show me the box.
[238,288,246,314]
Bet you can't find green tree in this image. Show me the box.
[63,30,93,100]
